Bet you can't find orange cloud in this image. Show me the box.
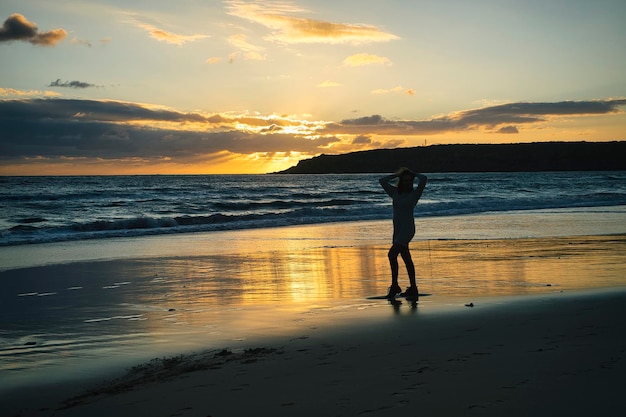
[0,87,60,97]
[226,1,399,44]
[0,14,67,46]
[134,21,208,45]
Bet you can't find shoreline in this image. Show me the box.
[2,205,626,272]
[3,287,626,416]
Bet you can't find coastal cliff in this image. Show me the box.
[276,141,626,173]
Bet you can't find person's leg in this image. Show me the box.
[386,245,403,297]
[399,246,417,289]
[387,245,400,287]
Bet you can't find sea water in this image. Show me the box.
[2,171,625,247]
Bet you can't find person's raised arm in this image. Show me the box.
[413,173,428,199]
[379,173,397,197]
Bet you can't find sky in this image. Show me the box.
[1,0,625,175]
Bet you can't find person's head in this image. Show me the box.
[395,167,415,193]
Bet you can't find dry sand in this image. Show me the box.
[2,232,626,416]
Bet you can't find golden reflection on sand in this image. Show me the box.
[32,233,619,343]
[153,246,386,305]
[2,234,625,380]
[101,245,389,337]
[423,236,626,295]
[235,246,386,303]
[125,235,626,314]
[82,234,624,348]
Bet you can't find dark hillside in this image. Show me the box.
[276,141,626,173]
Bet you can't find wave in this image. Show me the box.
[3,200,625,247]
[1,207,369,246]
[212,198,357,211]
[18,217,47,224]
[2,172,625,247]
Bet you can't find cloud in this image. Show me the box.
[0,98,336,163]
[226,1,399,44]
[371,86,414,95]
[70,37,92,47]
[497,126,519,134]
[0,87,60,97]
[352,135,372,144]
[134,21,208,45]
[49,79,99,89]
[0,99,206,126]
[342,53,391,67]
[228,33,260,51]
[1,98,624,172]
[341,114,385,126]
[0,14,67,46]
[72,36,112,47]
[228,34,266,60]
[329,99,626,136]
[461,100,626,120]
[317,80,341,88]
[245,50,265,60]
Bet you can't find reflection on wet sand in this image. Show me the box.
[423,235,626,295]
[123,246,382,306]
[2,234,625,387]
[52,235,626,336]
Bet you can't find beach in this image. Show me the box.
[2,215,626,416]
[27,290,626,417]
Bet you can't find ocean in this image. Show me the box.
[2,171,626,247]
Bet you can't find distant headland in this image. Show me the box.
[276,141,626,174]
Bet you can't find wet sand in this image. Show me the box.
[4,289,626,417]
[2,225,626,416]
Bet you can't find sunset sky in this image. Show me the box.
[1,0,625,174]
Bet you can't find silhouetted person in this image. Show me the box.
[379,168,427,298]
